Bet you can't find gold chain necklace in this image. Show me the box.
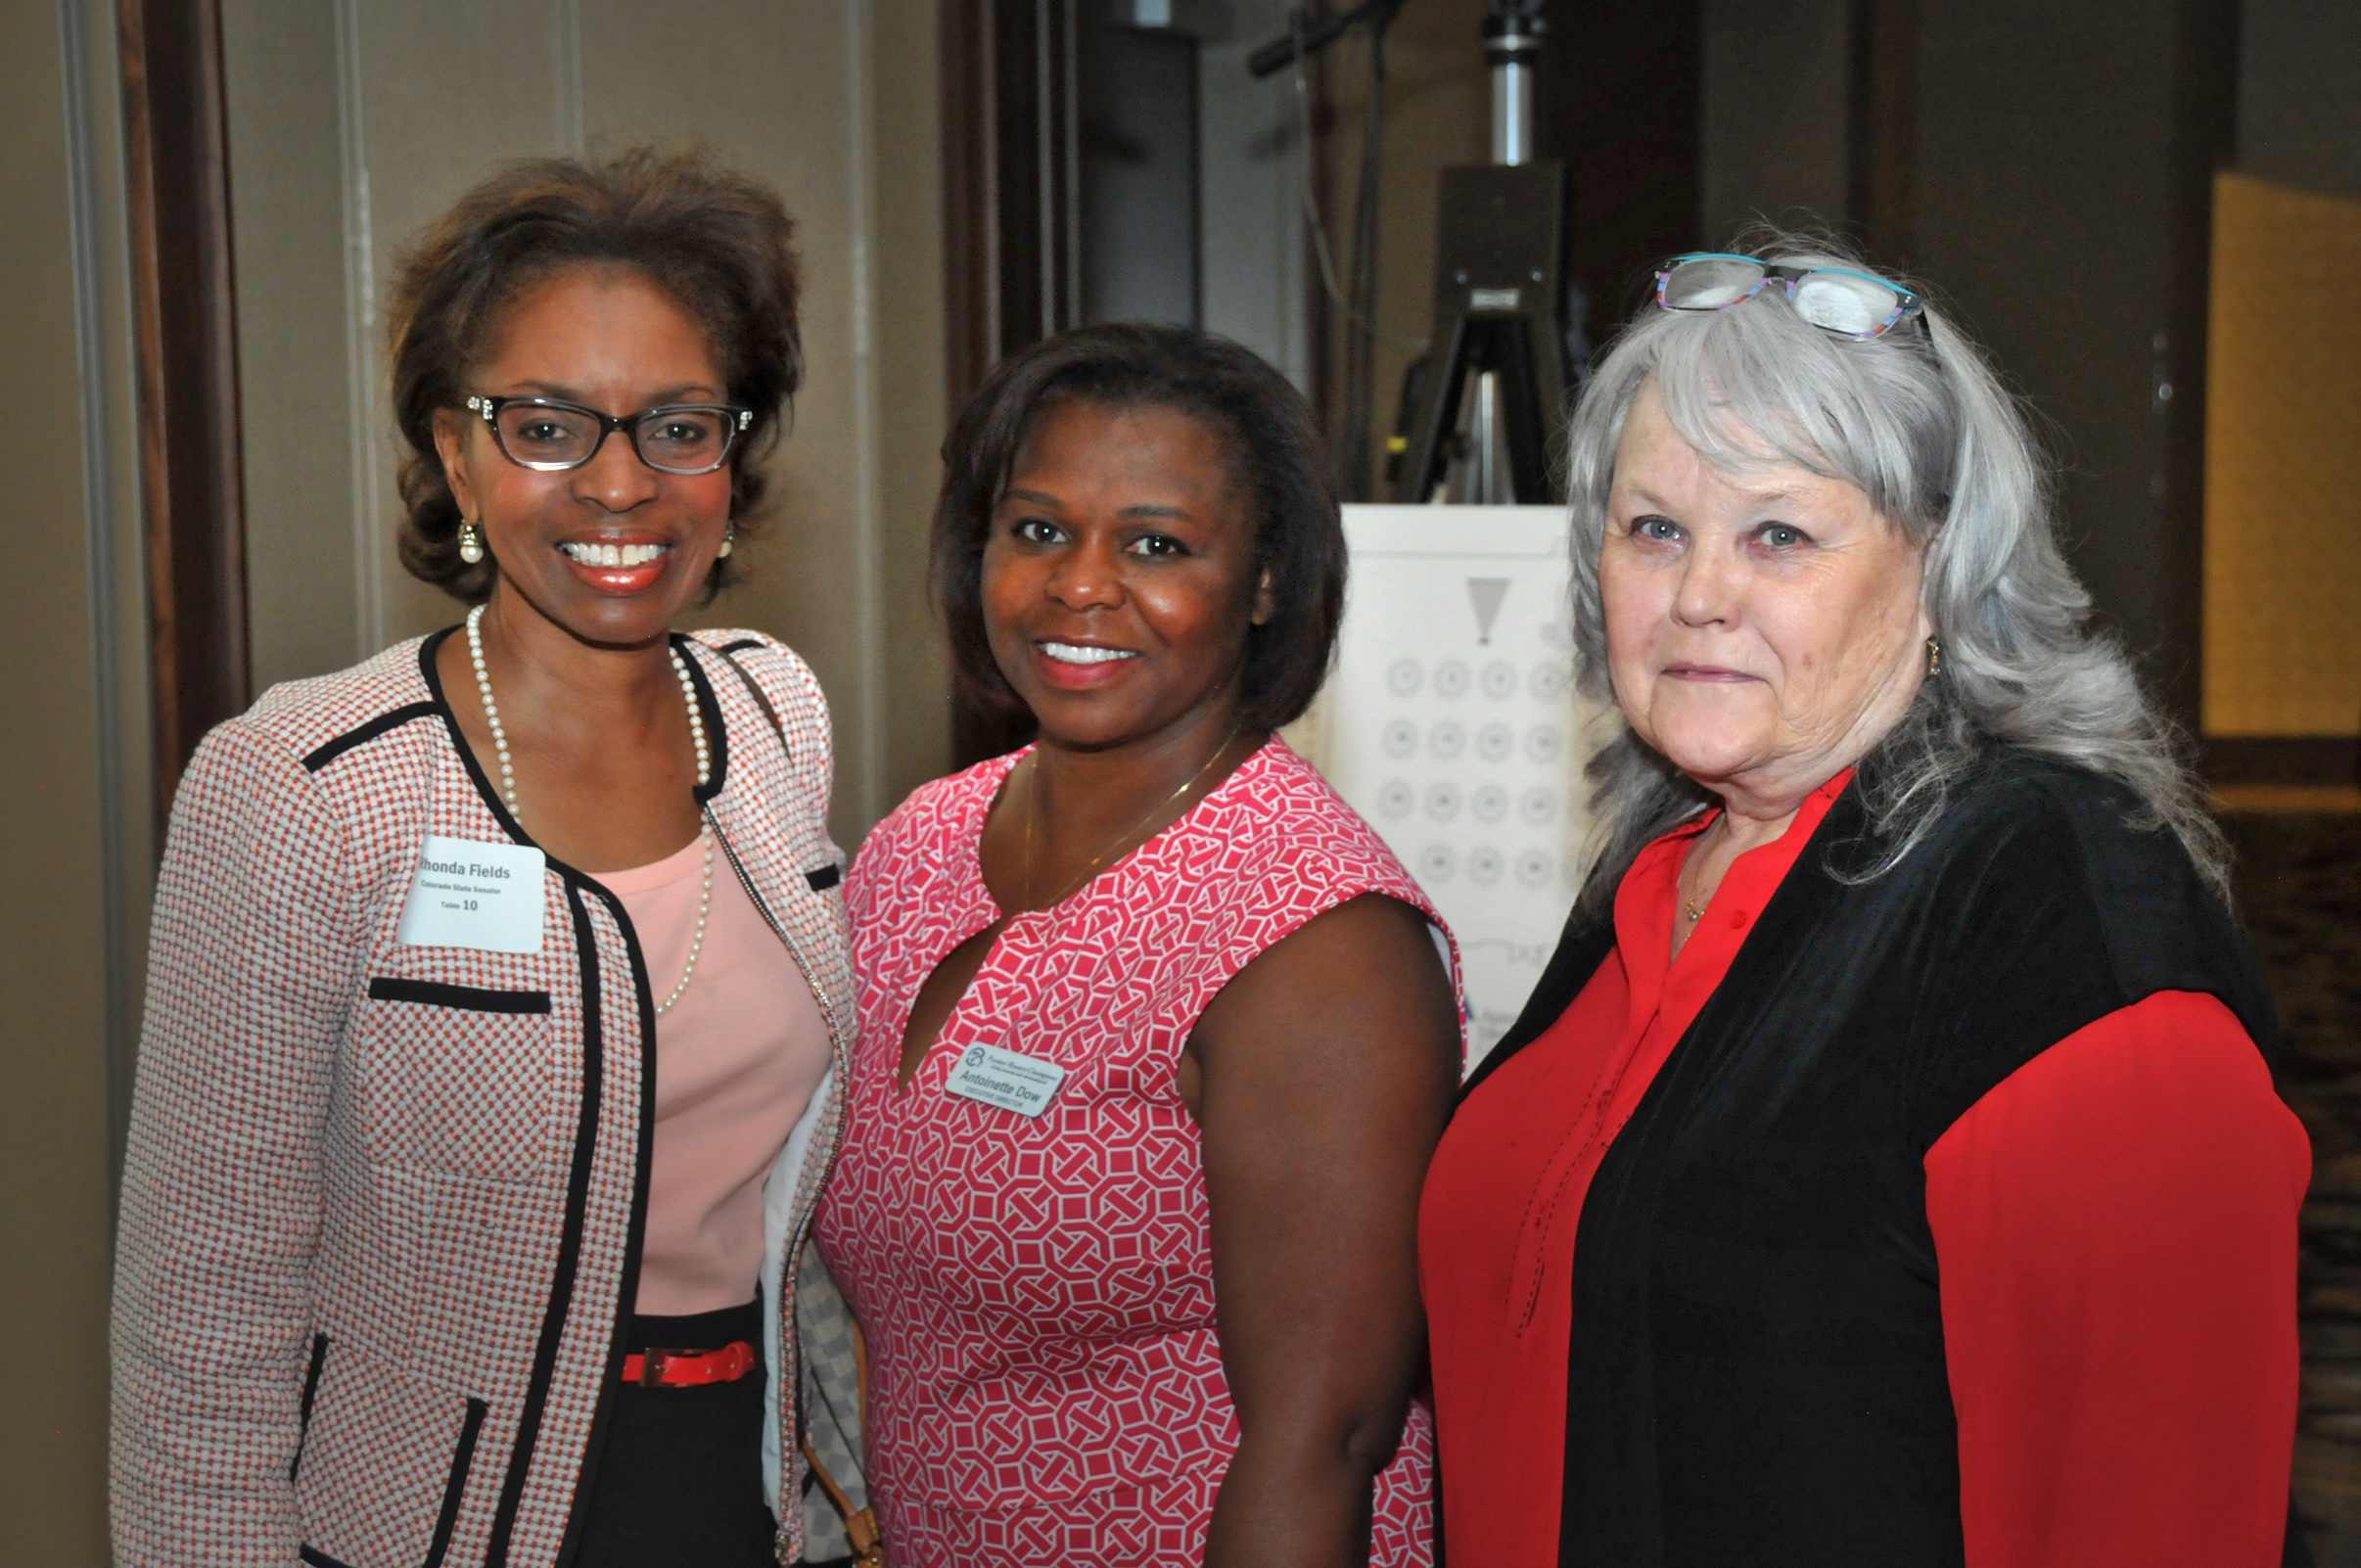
[1022,724,1245,910]
[1678,814,1724,925]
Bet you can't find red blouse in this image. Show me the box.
[1418,774,2311,1567]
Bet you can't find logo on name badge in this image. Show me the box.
[943,1041,1068,1118]
[394,835,547,954]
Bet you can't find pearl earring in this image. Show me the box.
[717,527,734,559]
[458,520,486,565]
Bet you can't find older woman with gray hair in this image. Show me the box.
[1418,239,2312,1567]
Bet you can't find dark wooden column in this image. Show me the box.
[941,0,1085,766]
[941,0,1002,418]
[119,0,248,820]
[942,0,1086,414]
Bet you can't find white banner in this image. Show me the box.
[1289,505,1613,1065]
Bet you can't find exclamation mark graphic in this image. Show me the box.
[1467,577,1510,644]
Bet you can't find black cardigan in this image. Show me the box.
[1457,752,2291,1567]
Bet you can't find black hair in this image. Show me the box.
[930,323,1346,730]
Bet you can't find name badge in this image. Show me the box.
[944,1042,1068,1118]
[395,836,547,954]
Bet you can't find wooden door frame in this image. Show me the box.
[940,0,1089,765]
[119,0,249,822]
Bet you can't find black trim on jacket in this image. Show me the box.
[484,883,608,1565]
[553,856,667,1568]
[301,702,439,772]
[289,1334,330,1482]
[424,1398,490,1568]
[417,630,670,1568]
[421,629,536,853]
[365,978,552,1014]
[674,633,730,810]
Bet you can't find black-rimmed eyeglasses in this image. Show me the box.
[464,394,754,476]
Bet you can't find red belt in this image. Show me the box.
[621,1341,757,1388]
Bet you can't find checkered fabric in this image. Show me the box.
[110,627,856,1568]
[817,737,1458,1567]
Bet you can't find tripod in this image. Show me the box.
[1387,2,1572,505]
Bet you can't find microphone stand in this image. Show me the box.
[1246,0,1412,81]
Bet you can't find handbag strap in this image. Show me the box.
[799,1433,883,1566]
[800,1308,882,1565]
[714,642,873,1558]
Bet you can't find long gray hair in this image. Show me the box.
[1563,230,2228,913]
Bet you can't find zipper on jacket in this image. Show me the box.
[418,627,660,1568]
[710,810,856,1539]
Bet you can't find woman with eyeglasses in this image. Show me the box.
[111,150,856,1568]
[1419,236,2312,1566]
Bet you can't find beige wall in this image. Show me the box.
[2,2,149,1561]
[223,0,952,848]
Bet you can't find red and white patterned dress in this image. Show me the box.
[816,738,1452,1567]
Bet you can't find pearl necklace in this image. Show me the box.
[466,604,714,1015]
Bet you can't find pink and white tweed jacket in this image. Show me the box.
[110,626,857,1568]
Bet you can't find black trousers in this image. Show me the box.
[573,1301,775,1568]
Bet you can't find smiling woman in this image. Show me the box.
[111,149,859,1568]
[816,324,1463,1568]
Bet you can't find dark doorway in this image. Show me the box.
[1081,17,1201,327]
[940,0,1219,766]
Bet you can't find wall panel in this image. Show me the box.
[221,0,354,690]
[2202,171,2361,737]
[0,3,129,1559]
[1700,0,1851,241]
[581,1,880,831]
[1911,1,2200,716]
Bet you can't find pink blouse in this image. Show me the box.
[597,831,831,1315]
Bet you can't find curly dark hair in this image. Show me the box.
[387,145,801,603]
[931,323,1347,731]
